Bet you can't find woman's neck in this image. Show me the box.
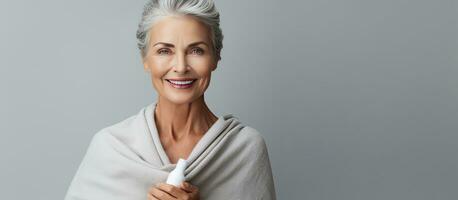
[154,95,218,141]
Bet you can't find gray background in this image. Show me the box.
[1,0,457,199]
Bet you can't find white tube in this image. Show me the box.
[166,158,187,187]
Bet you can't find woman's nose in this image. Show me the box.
[173,52,189,74]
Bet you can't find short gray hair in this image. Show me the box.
[136,0,223,61]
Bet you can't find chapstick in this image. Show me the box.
[166,158,187,187]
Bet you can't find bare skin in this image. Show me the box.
[154,96,217,164]
[143,14,219,200]
[148,182,199,200]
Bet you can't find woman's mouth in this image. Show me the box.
[165,79,197,89]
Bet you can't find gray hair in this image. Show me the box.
[136,0,223,62]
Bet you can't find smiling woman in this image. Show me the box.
[64,0,276,200]
[143,14,217,106]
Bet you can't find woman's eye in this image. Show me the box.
[157,49,170,55]
[190,48,204,55]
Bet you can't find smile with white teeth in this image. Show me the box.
[169,80,194,85]
[166,79,196,89]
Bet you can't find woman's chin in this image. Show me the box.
[163,93,200,105]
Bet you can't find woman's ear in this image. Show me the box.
[212,60,219,71]
[143,60,151,72]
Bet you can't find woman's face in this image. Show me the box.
[143,15,217,105]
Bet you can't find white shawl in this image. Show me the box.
[64,102,276,200]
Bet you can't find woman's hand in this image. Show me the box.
[148,181,200,200]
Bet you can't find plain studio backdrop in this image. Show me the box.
[1,0,457,199]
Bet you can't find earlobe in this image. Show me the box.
[142,58,150,72]
[143,63,151,72]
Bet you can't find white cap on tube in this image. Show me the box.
[166,158,187,187]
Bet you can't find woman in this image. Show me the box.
[64,0,276,199]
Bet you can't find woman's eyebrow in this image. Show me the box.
[153,41,208,47]
[188,41,208,47]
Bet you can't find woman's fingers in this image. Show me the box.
[148,184,176,200]
[147,191,159,200]
[180,182,198,193]
[148,182,199,200]
[180,182,200,199]
[157,183,192,199]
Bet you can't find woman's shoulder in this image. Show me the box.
[239,125,264,141]
[236,124,269,151]
[222,114,268,147]
[231,124,272,169]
